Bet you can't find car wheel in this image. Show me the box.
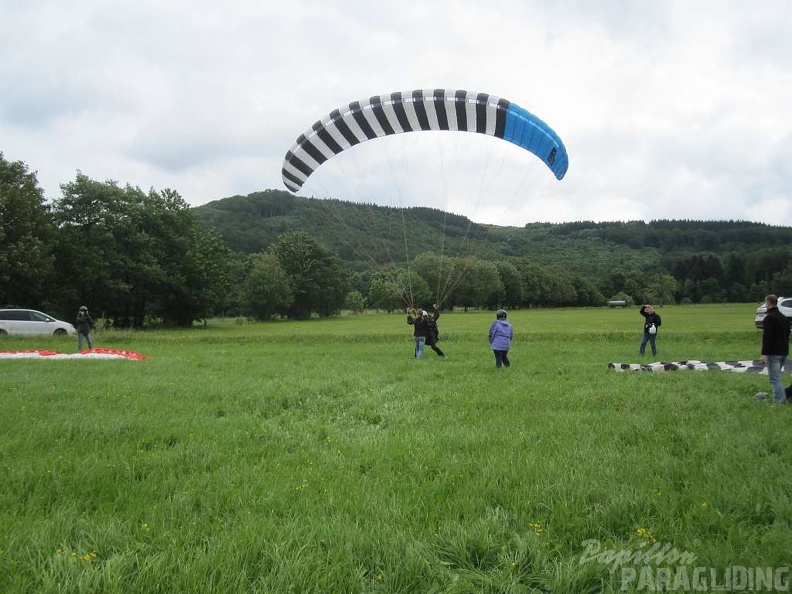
[0,329,6,335]
[54,328,68,336]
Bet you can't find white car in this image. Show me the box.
[754,297,792,329]
[0,309,77,336]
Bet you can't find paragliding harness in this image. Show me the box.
[425,316,440,343]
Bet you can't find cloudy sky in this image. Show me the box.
[2,0,791,227]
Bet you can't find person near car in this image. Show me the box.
[760,294,790,405]
[488,309,514,368]
[75,306,95,350]
[639,304,662,357]
[407,304,445,359]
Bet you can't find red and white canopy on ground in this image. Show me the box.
[0,348,146,360]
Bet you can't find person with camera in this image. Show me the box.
[639,304,662,357]
[75,305,95,351]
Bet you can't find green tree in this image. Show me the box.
[641,273,678,305]
[495,261,523,308]
[724,253,749,288]
[242,253,293,320]
[698,278,723,303]
[364,265,416,312]
[368,276,402,313]
[410,251,462,307]
[771,266,792,296]
[571,276,605,306]
[270,231,349,318]
[52,174,230,326]
[512,259,577,307]
[541,266,578,306]
[220,254,255,316]
[511,258,543,306]
[397,268,432,310]
[452,259,502,310]
[50,173,132,319]
[160,223,233,325]
[139,188,232,326]
[344,290,366,314]
[0,154,55,307]
[749,247,792,284]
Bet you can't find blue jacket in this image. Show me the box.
[489,319,513,351]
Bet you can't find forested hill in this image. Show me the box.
[193,189,792,278]
[193,189,495,264]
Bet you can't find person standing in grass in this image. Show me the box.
[760,294,790,405]
[638,304,661,357]
[488,309,513,368]
[407,304,445,359]
[75,305,95,351]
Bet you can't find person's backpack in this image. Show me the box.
[425,317,440,342]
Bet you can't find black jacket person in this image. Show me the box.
[407,305,445,359]
[75,305,95,350]
[760,295,790,405]
[639,304,661,356]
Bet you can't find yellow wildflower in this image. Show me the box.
[528,522,544,536]
[636,527,656,544]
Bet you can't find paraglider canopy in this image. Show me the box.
[282,89,568,193]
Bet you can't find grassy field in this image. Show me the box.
[1,304,790,593]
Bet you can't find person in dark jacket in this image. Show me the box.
[639,304,662,357]
[407,304,445,359]
[760,294,790,405]
[75,305,95,350]
[488,309,514,368]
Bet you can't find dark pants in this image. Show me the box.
[494,350,510,368]
[78,331,93,350]
[428,341,445,357]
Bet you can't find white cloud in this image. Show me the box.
[1,0,791,226]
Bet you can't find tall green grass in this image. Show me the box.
[1,304,790,593]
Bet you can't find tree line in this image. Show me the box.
[196,191,792,310]
[2,156,230,327]
[1,154,351,325]
[3,152,792,327]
